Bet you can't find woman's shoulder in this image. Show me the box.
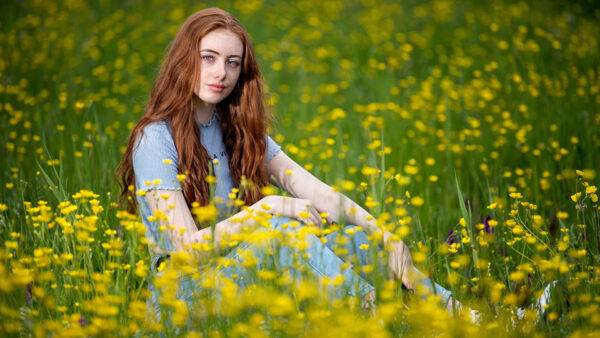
[134,118,175,151]
[137,118,173,140]
[142,118,172,135]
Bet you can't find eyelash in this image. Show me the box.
[201,55,240,67]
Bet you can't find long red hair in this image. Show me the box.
[116,8,268,213]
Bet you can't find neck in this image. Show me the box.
[193,95,215,124]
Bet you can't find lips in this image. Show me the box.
[208,84,225,92]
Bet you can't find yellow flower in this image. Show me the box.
[509,271,525,282]
[257,270,277,280]
[570,192,581,202]
[586,186,597,194]
[162,159,172,165]
[413,251,426,263]
[446,272,460,285]
[532,215,543,227]
[403,164,418,175]
[410,196,424,207]
[361,166,379,176]
[395,174,411,185]
[298,211,310,219]
[5,241,18,249]
[556,211,568,219]
[359,244,369,250]
[341,180,355,191]
[487,202,497,209]
[261,186,276,196]
[176,174,186,181]
[509,192,523,199]
[192,204,218,223]
[360,195,377,208]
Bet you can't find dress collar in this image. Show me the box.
[199,110,219,128]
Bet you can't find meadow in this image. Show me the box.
[1,0,599,336]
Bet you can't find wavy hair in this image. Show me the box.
[116,8,269,213]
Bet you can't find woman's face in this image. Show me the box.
[195,29,244,105]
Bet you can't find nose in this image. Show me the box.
[214,60,226,80]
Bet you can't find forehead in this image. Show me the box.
[200,29,243,56]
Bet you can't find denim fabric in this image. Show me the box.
[148,216,375,324]
[132,114,281,252]
[323,225,452,304]
[148,217,454,325]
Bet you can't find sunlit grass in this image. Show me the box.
[1,0,599,335]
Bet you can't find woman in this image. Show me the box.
[116,8,457,321]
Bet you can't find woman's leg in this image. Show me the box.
[324,225,457,309]
[218,216,375,300]
[408,266,455,308]
[322,225,385,283]
[147,218,378,329]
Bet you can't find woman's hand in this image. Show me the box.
[383,231,416,290]
[252,195,326,228]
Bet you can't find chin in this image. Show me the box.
[206,93,234,105]
[198,95,224,105]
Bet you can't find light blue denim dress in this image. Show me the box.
[132,112,452,323]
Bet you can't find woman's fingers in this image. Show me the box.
[272,196,323,228]
[292,199,322,228]
[314,206,333,225]
[307,205,323,228]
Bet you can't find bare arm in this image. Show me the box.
[267,150,383,236]
[266,150,417,288]
[144,190,217,253]
[144,189,325,255]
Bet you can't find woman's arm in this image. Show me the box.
[266,151,380,233]
[145,189,325,255]
[267,150,406,245]
[144,189,213,253]
[266,150,416,287]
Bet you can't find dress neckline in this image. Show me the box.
[198,110,219,128]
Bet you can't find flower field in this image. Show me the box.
[1,0,599,336]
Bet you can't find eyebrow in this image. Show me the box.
[200,48,242,58]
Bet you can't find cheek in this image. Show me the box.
[229,69,242,84]
[193,82,201,96]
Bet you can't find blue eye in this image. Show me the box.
[202,55,215,62]
[228,60,241,67]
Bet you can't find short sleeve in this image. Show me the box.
[265,135,281,164]
[132,121,182,191]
